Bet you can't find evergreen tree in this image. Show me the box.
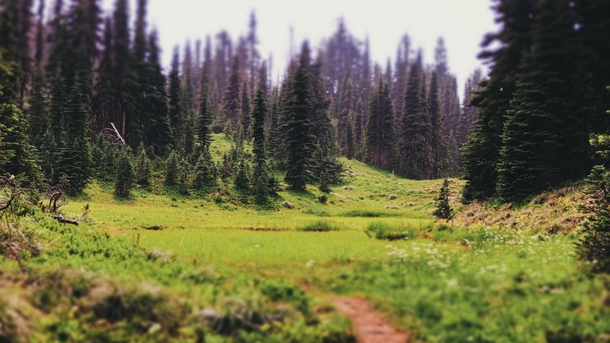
[165,150,178,186]
[267,88,282,160]
[168,47,184,142]
[283,42,316,191]
[251,74,275,202]
[145,30,173,155]
[0,55,40,186]
[193,149,216,190]
[197,65,213,151]
[400,55,432,179]
[115,148,134,198]
[496,0,588,201]
[135,143,151,185]
[241,81,251,141]
[59,73,92,194]
[433,179,453,220]
[234,158,251,192]
[462,0,533,202]
[224,56,241,126]
[345,115,355,160]
[428,72,449,179]
[364,79,396,170]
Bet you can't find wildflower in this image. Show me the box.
[306,260,315,268]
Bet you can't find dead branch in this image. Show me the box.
[51,215,79,225]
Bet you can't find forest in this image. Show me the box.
[1,0,610,342]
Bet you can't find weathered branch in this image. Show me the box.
[51,215,79,225]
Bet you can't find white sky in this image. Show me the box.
[96,0,498,100]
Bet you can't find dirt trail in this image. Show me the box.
[330,297,409,343]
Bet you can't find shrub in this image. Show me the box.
[365,222,414,241]
[576,165,610,273]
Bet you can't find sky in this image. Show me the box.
[96,0,499,101]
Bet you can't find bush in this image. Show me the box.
[365,222,414,241]
[576,165,610,273]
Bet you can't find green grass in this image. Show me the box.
[2,134,608,342]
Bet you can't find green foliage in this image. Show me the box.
[365,79,396,170]
[193,150,217,191]
[365,222,414,241]
[115,148,134,198]
[164,150,178,186]
[433,179,453,220]
[135,143,152,185]
[576,165,610,273]
[283,43,316,191]
[399,54,432,179]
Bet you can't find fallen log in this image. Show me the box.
[52,215,79,225]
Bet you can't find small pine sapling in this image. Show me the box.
[433,179,453,221]
[115,150,135,198]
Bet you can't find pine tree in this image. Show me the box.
[145,30,173,155]
[283,42,316,191]
[400,54,432,179]
[433,179,453,220]
[364,79,396,170]
[241,82,251,141]
[234,158,251,192]
[59,73,92,194]
[0,56,40,186]
[345,115,355,160]
[428,72,449,179]
[135,143,151,185]
[461,0,533,202]
[193,149,216,190]
[251,74,275,202]
[224,56,241,126]
[115,148,134,198]
[197,65,213,152]
[267,88,282,160]
[165,150,178,186]
[496,0,588,201]
[168,47,184,143]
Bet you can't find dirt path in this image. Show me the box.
[330,297,409,343]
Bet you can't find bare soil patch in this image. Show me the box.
[330,297,408,343]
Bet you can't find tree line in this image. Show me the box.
[461,0,610,203]
[0,0,484,203]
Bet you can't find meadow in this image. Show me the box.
[1,135,609,342]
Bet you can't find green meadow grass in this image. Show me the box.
[38,135,608,342]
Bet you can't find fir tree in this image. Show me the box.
[197,65,213,151]
[115,148,134,198]
[165,150,178,186]
[283,42,316,191]
[234,158,251,192]
[193,149,216,190]
[251,75,275,202]
[461,0,533,202]
[496,0,589,201]
[345,115,355,160]
[241,81,251,141]
[224,56,241,126]
[400,54,432,179]
[59,73,92,194]
[428,72,449,179]
[135,143,151,185]
[364,79,396,170]
[145,30,173,155]
[168,48,184,142]
[433,179,453,220]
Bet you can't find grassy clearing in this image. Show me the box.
[2,135,608,342]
